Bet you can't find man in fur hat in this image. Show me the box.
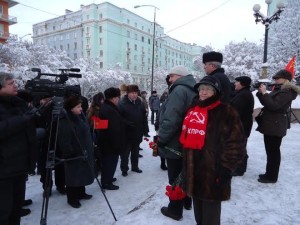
[202,51,231,103]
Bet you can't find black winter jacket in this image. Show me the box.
[209,68,232,103]
[98,100,125,155]
[230,87,254,137]
[0,96,37,179]
[58,112,95,187]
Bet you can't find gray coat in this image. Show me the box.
[256,82,300,137]
[158,75,197,159]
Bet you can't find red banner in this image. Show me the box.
[91,116,108,129]
[285,56,296,79]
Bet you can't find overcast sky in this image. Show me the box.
[9,0,268,50]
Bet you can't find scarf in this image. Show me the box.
[179,100,221,150]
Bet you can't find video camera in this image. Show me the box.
[25,68,82,98]
[252,79,281,91]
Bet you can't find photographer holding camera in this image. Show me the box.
[256,70,300,183]
[0,72,37,225]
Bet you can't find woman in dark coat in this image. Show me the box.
[256,70,300,183]
[181,76,245,225]
[58,96,95,208]
[230,76,254,176]
[98,87,125,190]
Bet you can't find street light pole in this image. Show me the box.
[253,0,285,78]
[20,33,31,41]
[134,5,159,92]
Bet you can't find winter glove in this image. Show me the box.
[216,166,232,186]
[157,141,166,149]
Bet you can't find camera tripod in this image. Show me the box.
[40,96,117,225]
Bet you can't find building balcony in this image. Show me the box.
[0,13,17,25]
[0,31,10,40]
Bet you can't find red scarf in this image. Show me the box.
[180,100,221,150]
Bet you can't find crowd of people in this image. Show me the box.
[1,50,299,225]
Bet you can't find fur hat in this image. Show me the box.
[64,95,82,111]
[104,87,120,99]
[235,76,252,87]
[202,51,223,64]
[194,76,221,94]
[126,84,139,93]
[272,70,292,81]
[168,65,189,76]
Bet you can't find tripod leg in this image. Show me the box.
[95,177,117,221]
[40,168,52,225]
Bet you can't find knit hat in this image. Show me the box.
[104,87,120,99]
[272,69,292,81]
[126,84,139,93]
[151,91,157,95]
[194,76,221,94]
[64,95,82,111]
[235,76,252,87]
[168,65,189,76]
[202,51,223,64]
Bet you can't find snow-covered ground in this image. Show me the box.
[21,120,300,225]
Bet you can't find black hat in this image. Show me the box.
[272,69,292,81]
[126,84,139,93]
[235,76,252,87]
[104,87,120,99]
[151,91,157,95]
[64,95,82,111]
[141,91,147,95]
[194,76,221,94]
[202,51,223,64]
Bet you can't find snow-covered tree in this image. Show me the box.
[268,0,300,76]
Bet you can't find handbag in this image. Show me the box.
[255,109,263,125]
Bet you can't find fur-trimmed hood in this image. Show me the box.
[281,80,300,94]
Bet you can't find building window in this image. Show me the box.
[141,36,144,42]
[60,35,63,41]
[100,50,103,57]
[99,26,102,33]
[67,44,70,50]
[134,66,137,71]
[127,19,130,24]
[127,42,130,48]
[74,42,77,50]
[135,34,137,40]
[86,27,90,33]
[53,26,55,31]
[86,15,89,20]
[74,53,77,59]
[99,13,103,19]
[134,55,137,60]
[60,45,63,50]
[134,22,137,27]
[134,44,137,51]
[87,50,90,57]
[74,32,77,38]
[127,64,130,69]
[127,31,130,38]
[100,62,103,68]
[148,39,150,44]
[142,26,144,31]
[99,38,102,45]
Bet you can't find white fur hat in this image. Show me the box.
[168,65,189,76]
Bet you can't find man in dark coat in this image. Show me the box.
[0,72,37,225]
[230,76,254,176]
[98,87,125,190]
[118,85,148,176]
[158,65,197,221]
[202,51,232,103]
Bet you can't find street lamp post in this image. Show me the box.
[134,5,159,92]
[253,0,285,78]
[20,33,31,41]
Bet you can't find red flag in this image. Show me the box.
[285,56,296,79]
[91,116,108,129]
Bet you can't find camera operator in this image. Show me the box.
[0,72,37,225]
[256,70,300,183]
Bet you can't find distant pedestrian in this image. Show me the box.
[149,90,160,124]
[230,76,254,176]
[160,91,168,104]
[202,51,232,103]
